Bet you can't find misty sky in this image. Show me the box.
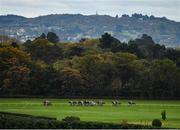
[0,0,180,21]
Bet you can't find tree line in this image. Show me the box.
[0,32,180,98]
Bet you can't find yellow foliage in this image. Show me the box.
[0,47,31,64]
[60,67,82,80]
[3,78,11,88]
[33,39,54,46]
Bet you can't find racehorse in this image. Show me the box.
[112,100,121,106]
[69,101,78,106]
[43,100,52,106]
[96,100,105,106]
[128,100,136,105]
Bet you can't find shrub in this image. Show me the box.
[161,110,166,121]
[121,120,128,128]
[0,112,56,120]
[62,116,80,123]
[121,120,128,125]
[152,119,162,127]
[0,112,161,129]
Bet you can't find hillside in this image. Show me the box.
[0,14,180,47]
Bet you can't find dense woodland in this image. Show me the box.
[0,32,180,99]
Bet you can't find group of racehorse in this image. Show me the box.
[68,100,136,106]
[42,100,136,106]
[68,100,105,106]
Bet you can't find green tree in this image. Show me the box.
[24,39,62,63]
[60,67,84,97]
[99,33,120,49]
[11,41,19,48]
[3,66,30,94]
[0,47,31,95]
[148,59,179,98]
[47,32,59,43]
[66,45,86,57]
[40,33,46,39]
[161,110,166,121]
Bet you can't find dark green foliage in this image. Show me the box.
[79,38,88,42]
[161,110,166,121]
[24,38,62,63]
[67,46,86,57]
[152,119,162,127]
[0,112,57,129]
[99,33,120,49]
[0,112,56,120]
[164,49,180,67]
[62,116,80,123]
[47,32,59,43]
[0,112,157,129]
[126,34,166,59]
[109,34,166,59]
[40,33,46,39]
[141,34,155,44]
[0,33,180,98]
[11,41,19,48]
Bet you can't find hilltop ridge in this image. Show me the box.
[0,13,180,47]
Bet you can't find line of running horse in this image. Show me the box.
[68,100,136,106]
[42,100,136,106]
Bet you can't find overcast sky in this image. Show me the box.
[0,0,180,21]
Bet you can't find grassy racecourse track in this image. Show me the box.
[0,98,180,128]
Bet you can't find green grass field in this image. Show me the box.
[0,98,180,128]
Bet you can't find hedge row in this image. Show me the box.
[0,112,160,129]
[0,112,56,120]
